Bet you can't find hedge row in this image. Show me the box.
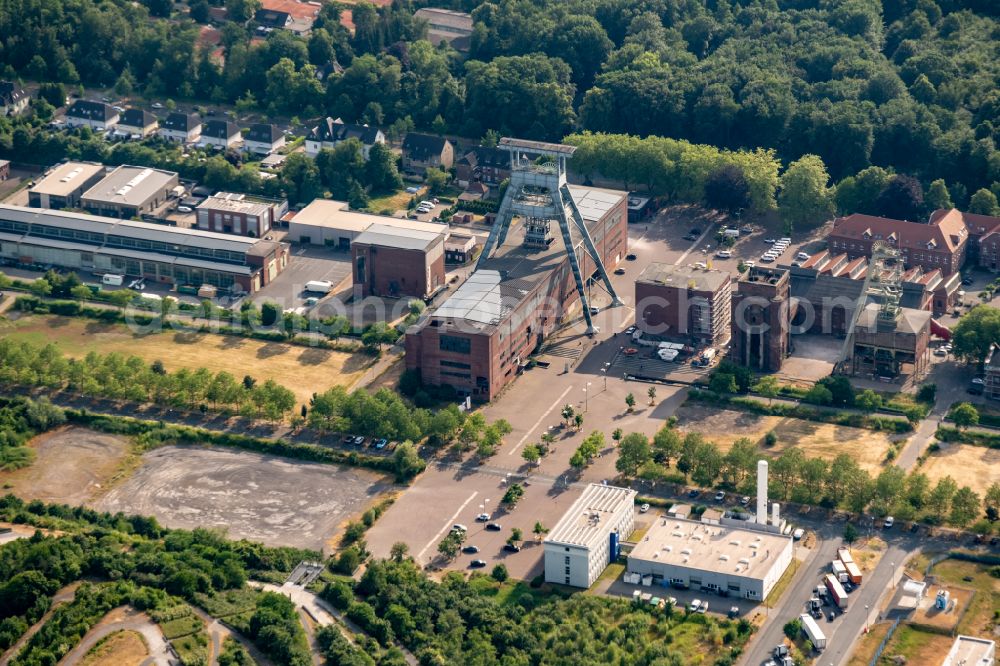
[688,389,914,433]
[65,409,403,477]
[13,296,362,353]
[935,425,1000,449]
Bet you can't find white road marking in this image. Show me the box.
[416,491,479,561]
[674,226,714,266]
[508,385,574,456]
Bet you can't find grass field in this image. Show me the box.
[0,314,370,405]
[80,630,148,666]
[846,621,892,666]
[875,625,953,665]
[922,443,1000,499]
[366,186,425,214]
[926,558,1000,636]
[676,404,896,472]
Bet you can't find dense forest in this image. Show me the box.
[1,0,998,204]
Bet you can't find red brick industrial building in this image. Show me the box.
[634,263,732,347]
[405,186,627,401]
[195,192,288,237]
[351,224,446,300]
[826,212,969,275]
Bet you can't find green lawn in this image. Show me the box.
[764,558,801,608]
[366,187,423,214]
[158,613,203,640]
[194,588,262,619]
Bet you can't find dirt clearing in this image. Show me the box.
[80,630,148,666]
[922,443,1000,499]
[94,446,392,551]
[0,314,371,405]
[0,427,129,503]
[676,404,894,472]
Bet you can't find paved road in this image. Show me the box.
[56,606,171,666]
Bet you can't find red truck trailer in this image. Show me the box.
[824,573,848,609]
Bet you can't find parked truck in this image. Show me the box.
[837,547,863,584]
[798,613,827,650]
[823,573,848,609]
[831,560,849,583]
[304,280,333,294]
[837,547,854,565]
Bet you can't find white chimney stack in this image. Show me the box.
[772,502,780,527]
[756,460,768,525]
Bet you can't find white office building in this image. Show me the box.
[627,515,793,601]
[543,484,637,588]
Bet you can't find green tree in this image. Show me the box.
[753,376,780,405]
[925,179,953,211]
[366,142,403,193]
[843,523,858,544]
[969,188,1000,216]
[709,372,738,394]
[783,619,801,641]
[226,0,261,22]
[108,288,136,311]
[573,413,584,430]
[855,389,882,413]
[508,527,523,545]
[616,432,651,477]
[950,402,980,430]
[392,442,424,481]
[425,167,449,195]
[522,444,542,466]
[652,424,681,465]
[491,564,508,582]
[952,306,1000,363]
[778,154,835,232]
[950,486,981,526]
[647,386,657,405]
[624,393,636,412]
[928,476,959,520]
[532,521,548,541]
[561,404,575,425]
[983,482,1000,522]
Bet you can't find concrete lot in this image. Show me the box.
[778,334,843,384]
[96,446,391,551]
[247,245,352,310]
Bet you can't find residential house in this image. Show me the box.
[401,133,454,175]
[826,212,969,275]
[455,146,511,190]
[255,0,317,35]
[161,112,202,143]
[65,100,119,131]
[200,120,241,149]
[0,81,29,116]
[305,117,385,159]
[243,123,285,155]
[115,109,159,139]
[255,8,292,32]
[413,8,473,51]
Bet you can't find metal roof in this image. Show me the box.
[637,262,730,293]
[545,484,637,549]
[290,199,446,234]
[567,185,624,223]
[82,165,177,207]
[433,270,507,325]
[29,162,105,197]
[499,137,576,156]
[353,223,444,251]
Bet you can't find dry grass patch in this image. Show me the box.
[926,558,1000,637]
[0,427,128,504]
[922,443,1000,499]
[846,621,892,666]
[0,314,370,405]
[80,630,148,666]
[676,404,893,472]
[876,625,954,666]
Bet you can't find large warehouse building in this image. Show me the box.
[286,199,444,249]
[0,205,288,293]
[404,183,627,401]
[80,165,179,219]
[28,161,106,210]
[627,515,794,601]
[543,484,637,588]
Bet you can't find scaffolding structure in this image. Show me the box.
[476,138,622,333]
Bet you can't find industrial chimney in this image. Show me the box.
[756,460,768,525]
[772,502,780,527]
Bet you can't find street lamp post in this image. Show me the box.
[583,387,589,412]
[864,604,869,633]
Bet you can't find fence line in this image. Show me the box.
[867,618,900,666]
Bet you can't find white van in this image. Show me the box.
[304,280,333,294]
[102,274,124,286]
[723,229,740,238]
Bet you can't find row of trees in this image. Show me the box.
[567,132,1000,231]
[0,339,297,421]
[608,420,993,529]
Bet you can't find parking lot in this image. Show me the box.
[248,245,352,311]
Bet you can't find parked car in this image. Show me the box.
[486,522,502,531]
[589,306,600,315]
[884,516,895,528]
[177,206,193,213]
[341,435,354,445]
[962,276,974,285]
[470,559,487,568]
[503,543,521,552]
[476,513,490,522]
[353,435,365,446]
[626,253,637,261]
[827,610,836,622]
[714,491,725,502]
[697,600,708,613]
[688,599,702,612]
[639,503,650,513]
[740,496,750,506]
[452,524,468,532]
[934,347,948,357]
[614,267,626,275]
[796,252,810,261]
[727,606,740,619]
[716,250,732,259]
[625,326,637,335]
[793,528,805,540]
[688,490,700,499]
[374,438,388,449]
[462,545,479,554]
